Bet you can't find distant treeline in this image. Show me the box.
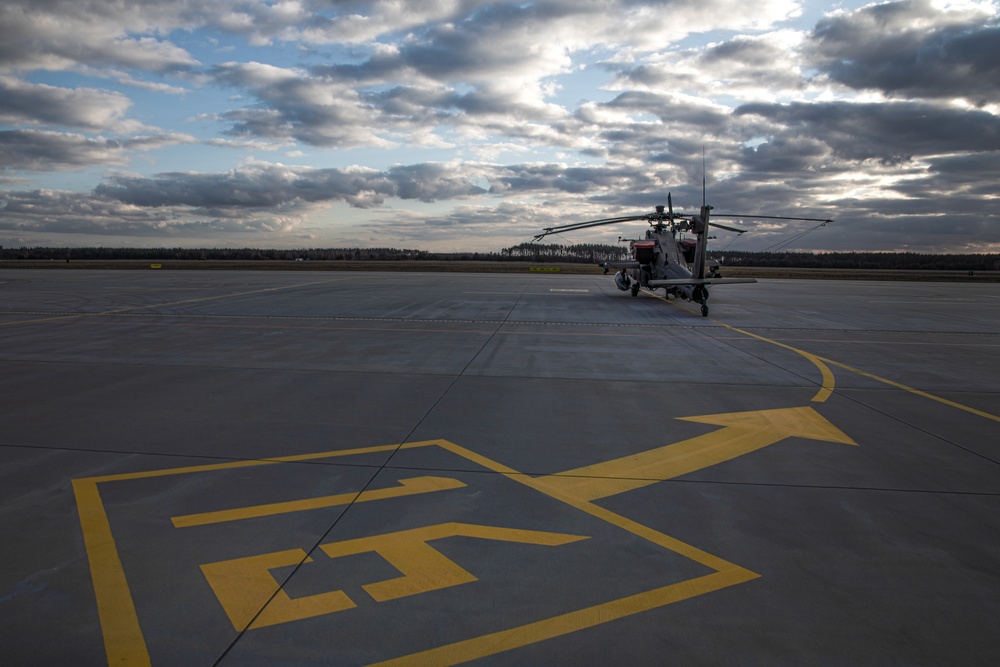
[2,244,998,271]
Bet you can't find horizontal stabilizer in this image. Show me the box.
[648,277,758,287]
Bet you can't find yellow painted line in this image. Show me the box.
[372,569,754,667]
[172,476,466,527]
[815,355,1000,424]
[431,438,757,588]
[82,443,403,485]
[721,324,836,403]
[72,478,151,667]
[639,290,836,402]
[644,291,998,421]
[534,406,857,501]
[712,320,999,423]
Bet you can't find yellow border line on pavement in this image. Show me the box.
[815,355,1000,423]
[648,290,997,420]
[76,439,758,666]
[643,290,835,403]
[721,324,835,403]
[73,442,401,666]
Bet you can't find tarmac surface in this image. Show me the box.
[1,268,998,666]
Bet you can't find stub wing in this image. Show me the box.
[600,261,640,270]
[648,277,758,287]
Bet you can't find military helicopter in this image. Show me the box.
[533,193,832,316]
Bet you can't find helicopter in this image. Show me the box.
[533,193,833,317]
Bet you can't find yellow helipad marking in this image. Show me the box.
[202,523,587,631]
[536,407,856,501]
[75,435,766,666]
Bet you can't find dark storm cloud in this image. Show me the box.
[735,101,1000,164]
[918,152,1000,197]
[807,0,1000,103]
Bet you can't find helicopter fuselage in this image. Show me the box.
[628,226,702,302]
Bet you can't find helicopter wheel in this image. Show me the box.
[701,304,709,317]
[631,282,640,297]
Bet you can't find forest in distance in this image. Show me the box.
[2,243,1000,272]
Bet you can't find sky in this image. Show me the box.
[1,0,999,253]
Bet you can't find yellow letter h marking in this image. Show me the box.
[201,522,587,630]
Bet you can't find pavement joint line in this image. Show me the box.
[0,309,702,329]
[10,438,995,498]
[0,276,350,327]
[5,309,998,337]
[212,284,536,664]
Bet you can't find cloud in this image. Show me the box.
[93,160,488,211]
[210,61,392,148]
[614,30,809,101]
[806,0,1000,104]
[0,130,128,171]
[0,129,196,172]
[735,100,1000,164]
[3,1,1000,253]
[0,77,133,130]
[0,1,201,72]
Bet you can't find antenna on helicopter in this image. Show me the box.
[702,147,707,207]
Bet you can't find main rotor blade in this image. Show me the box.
[708,221,748,234]
[713,214,834,223]
[532,214,649,241]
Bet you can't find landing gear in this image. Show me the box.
[631,281,640,297]
[692,285,709,316]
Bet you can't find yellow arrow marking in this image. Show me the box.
[536,406,857,501]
